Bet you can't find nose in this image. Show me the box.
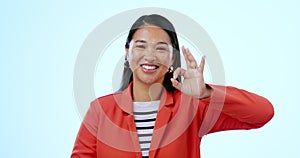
[144,54,156,62]
[143,48,156,62]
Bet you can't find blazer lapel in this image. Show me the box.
[149,90,173,158]
[125,115,142,157]
[115,83,141,156]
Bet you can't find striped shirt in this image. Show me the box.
[133,100,160,158]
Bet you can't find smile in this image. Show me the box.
[140,64,159,72]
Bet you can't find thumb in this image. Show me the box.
[171,78,182,91]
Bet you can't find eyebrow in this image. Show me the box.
[134,40,169,45]
[135,40,146,43]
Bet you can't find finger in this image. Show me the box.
[171,78,182,91]
[186,48,198,68]
[173,67,186,79]
[198,55,206,73]
[182,46,197,69]
[182,46,193,67]
[181,46,189,65]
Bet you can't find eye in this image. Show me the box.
[157,47,167,50]
[156,45,169,52]
[135,45,145,49]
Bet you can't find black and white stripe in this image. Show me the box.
[133,100,160,158]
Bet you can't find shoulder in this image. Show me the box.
[93,91,122,101]
[90,91,123,109]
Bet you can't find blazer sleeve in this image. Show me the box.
[199,85,274,135]
[71,100,100,158]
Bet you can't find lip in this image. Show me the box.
[140,64,159,73]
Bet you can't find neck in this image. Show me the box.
[132,80,164,102]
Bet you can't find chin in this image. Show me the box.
[141,78,160,85]
[136,74,165,86]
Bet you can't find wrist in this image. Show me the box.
[198,84,213,99]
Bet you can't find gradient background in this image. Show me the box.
[1,0,299,157]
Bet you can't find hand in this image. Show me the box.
[170,46,212,99]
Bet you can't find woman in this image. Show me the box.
[71,14,274,158]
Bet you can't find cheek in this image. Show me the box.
[128,51,141,70]
[160,55,173,68]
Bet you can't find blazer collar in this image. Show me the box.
[116,82,174,114]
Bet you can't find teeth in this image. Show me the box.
[142,65,156,70]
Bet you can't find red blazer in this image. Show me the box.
[71,84,274,158]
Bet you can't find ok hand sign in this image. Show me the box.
[170,46,212,99]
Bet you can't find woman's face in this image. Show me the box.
[126,25,174,86]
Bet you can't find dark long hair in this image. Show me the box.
[118,14,181,92]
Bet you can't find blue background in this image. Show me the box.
[1,0,299,157]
